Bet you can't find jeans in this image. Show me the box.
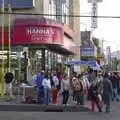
[75,91,84,105]
[73,91,77,101]
[112,88,119,101]
[37,88,44,104]
[44,88,51,105]
[62,90,69,105]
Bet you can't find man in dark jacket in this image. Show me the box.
[111,73,119,101]
[103,72,113,113]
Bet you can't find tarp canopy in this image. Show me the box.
[65,60,101,70]
[65,60,88,65]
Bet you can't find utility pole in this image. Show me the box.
[8,0,12,72]
[1,0,5,97]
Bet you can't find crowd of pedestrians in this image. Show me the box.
[4,67,120,113]
[30,68,120,113]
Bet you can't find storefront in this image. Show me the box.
[0,17,75,81]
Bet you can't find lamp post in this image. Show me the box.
[1,0,5,97]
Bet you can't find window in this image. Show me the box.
[48,0,56,21]
[61,0,70,25]
[48,0,70,24]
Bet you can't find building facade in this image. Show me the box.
[0,0,81,81]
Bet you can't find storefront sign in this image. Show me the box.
[0,18,75,55]
[12,25,63,45]
[80,47,97,57]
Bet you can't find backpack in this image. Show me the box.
[4,72,14,84]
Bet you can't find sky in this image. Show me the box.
[80,0,120,52]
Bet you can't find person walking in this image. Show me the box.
[89,79,102,112]
[42,73,51,105]
[61,74,70,105]
[111,72,119,102]
[103,72,113,113]
[5,71,14,99]
[51,73,59,105]
[71,72,78,103]
[72,74,84,105]
[35,71,44,104]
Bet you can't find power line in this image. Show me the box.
[1,12,120,19]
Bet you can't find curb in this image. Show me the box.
[0,104,91,112]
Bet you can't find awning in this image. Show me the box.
[48,44,74,55]
[65,60,88,65]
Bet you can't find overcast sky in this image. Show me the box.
[80,0,120,52]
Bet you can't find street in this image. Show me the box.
[0,102,120,120]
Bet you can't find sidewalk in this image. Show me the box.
[0,98,91,112]
[0,96,91,112]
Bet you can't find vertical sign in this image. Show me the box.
[88,0,103,29]
[91,0,98,28]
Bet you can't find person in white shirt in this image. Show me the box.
[4,70,14,99]
[61,74,70,105]
[42,73,51,105]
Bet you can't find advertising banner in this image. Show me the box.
[0,0,34,9]
[80,31,97,57]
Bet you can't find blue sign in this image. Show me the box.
[0,0,34,9]
[80,47,96,56]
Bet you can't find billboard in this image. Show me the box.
[80,47,97,57]
[80,31,97,57]
[0,0,35,9]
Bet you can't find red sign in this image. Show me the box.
[12,25,63,45]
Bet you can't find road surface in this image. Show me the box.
[0,102,119,120]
